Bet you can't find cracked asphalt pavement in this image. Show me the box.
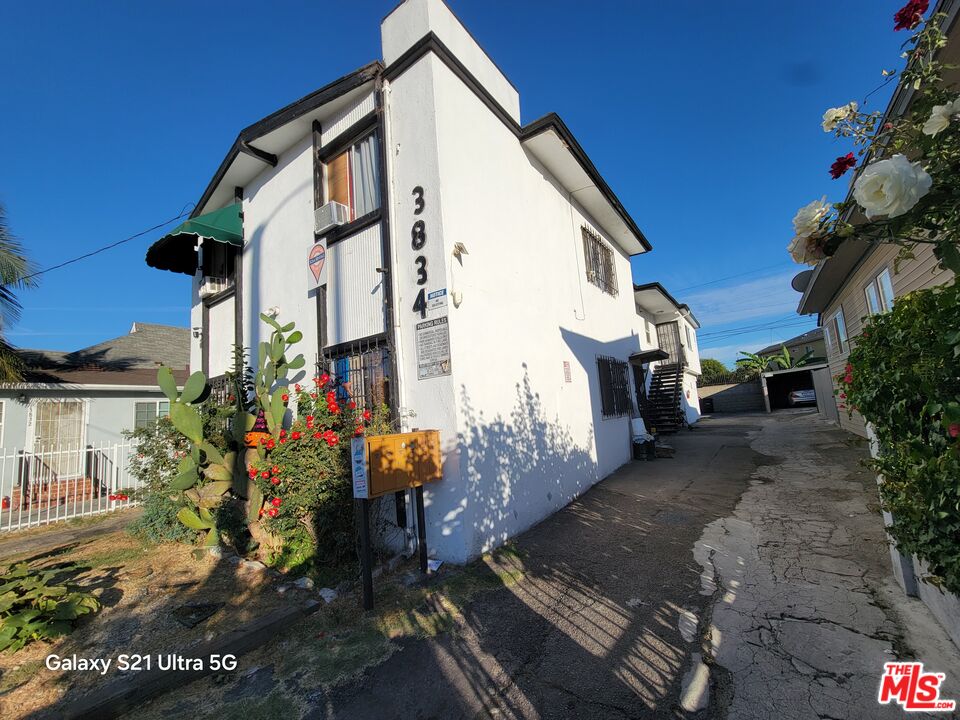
[213,411,960,718]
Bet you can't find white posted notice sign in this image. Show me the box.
[415,315,451,379]
[351,437,369,499]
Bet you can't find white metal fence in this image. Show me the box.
[0,442,141,533]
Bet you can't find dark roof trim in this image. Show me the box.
[521,114,652,253]
[383,32,650,253]
[381,0,519,94]
[385,32,520,134]
[633,282,691,314]
[191,61,383,218]
[239,141,278,167]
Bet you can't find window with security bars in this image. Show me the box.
[597,356,631,417]
[582,226,618,296]
[318,340,391,412]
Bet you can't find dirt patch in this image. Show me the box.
[0,531,313,719]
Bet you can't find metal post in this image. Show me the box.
[415,485,428,574]
[358,498,374,610]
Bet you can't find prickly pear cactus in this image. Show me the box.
[157,366,234,547]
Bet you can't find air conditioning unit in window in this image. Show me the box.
[198,276,230,298]
[314,201,350,235]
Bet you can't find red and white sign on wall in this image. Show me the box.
[878,662,956,712]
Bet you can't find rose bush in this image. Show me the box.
[787,6,960,275]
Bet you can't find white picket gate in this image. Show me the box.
[0,442,141,533]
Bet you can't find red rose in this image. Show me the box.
[261,471,270,479]
[267,439,275,449]
[292,431,301,440]
[280,429,286,437]
[271,477,280,485]
[249,468,257,479]
[268,508,278,518]
[282,393,289,402]
[894,0,928,30]
[844,373,853,384]
[949,423,960,438]
[829,152,856,179]
[295,384,302,392]
[320,373,330,385]
[271,465,280,475]
[355,426,364,436]
[279,437,287,444]
[363,409,372,421]
[348,401,357,410]
[259,508,265,517]
[313,431,323,439]
[306,415,314,423]
[329,403,340,414]
[272,497,282,507]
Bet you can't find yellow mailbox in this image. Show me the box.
[352,430,441,499]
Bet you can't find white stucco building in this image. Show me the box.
[147,0,701,563]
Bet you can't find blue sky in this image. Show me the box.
[0,1,909,366]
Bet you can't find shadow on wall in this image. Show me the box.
[448,364,597,559]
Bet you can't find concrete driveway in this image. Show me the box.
[314,410,960,719]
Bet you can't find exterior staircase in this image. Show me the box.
[647,363,685,433]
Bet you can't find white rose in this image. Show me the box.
[787,235,826,266]
[822,101,858,132]
[792,196,831,238]
[921,97,960,136]
[852,154,932,219]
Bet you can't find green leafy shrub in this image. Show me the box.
[838,282,960,592]
[0,563,100,652]
[248,379,380,570]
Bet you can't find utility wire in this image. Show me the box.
[20,207,192,282]
[671,262,797,294]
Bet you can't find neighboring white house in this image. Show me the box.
[146,0,696,563]
[633,282,702,429]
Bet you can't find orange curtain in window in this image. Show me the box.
[327,152,352,218]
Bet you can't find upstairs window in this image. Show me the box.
[864,267,895,315]
[326,133,381,221]
[582,226,617,296]
[597,356,631,417]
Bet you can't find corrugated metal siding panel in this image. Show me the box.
[326,223,384,347]
[822,243,955,438]
[321,92,376,147]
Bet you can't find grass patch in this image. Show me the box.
[76,536,150,568]
[0,659,44,695]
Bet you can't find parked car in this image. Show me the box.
[787,389,816,406]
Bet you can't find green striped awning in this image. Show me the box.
[146,203,242,275]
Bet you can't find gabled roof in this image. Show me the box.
[191,62,383,218]
[16,323,190,386]
[756,327,824,356]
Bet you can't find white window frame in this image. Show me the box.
[133,400,170,431]
[864,267,895,315]
[826,307,848,355]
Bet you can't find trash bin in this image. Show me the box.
[701,397,714,413]
[630,418,656,461]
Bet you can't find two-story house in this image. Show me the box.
[146,0,694,562]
